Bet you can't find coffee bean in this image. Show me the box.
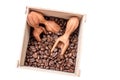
[40,65,44,68]
[65,57,69,61]
[53,35,58,39]
[71,49,76,53]
[43,55,47,59]
[69,58,73,64]
[74,45,77,49]
[50,67,55,70]
[59,23,62,27]
[35,46,39,50]
[30,46,34,49]
[45,16,49,20]
[33,62,37,67]
[29,62,32,66]
[68,53,72,57]
[42,38,47,42]
[64,54,68,58]
[31,41,34,46]
[49,17,54,21]
[60,66,63,71]
[69,69,74,73]
[48,31,52,34]
[58,61,62,64]
[48,45,52,49]
[55,67,60,71]
[73,38,78,43]
[44,50,48,54]
[32,53,37,58]
[55,18,58,22]
[53,48,58,52]
[67,63,71,67]
[38,45,41,49]
[47,38,51,42]
[56,63,59,68]
[30,58,35,62]
[52,52,58,57]
[41,63,44,66]
[37,63,41,67]
[56,58,61,62]
[36,59,39,62]
[46,66,49,69]
[42,59,46,63]
[48,56,52,60]
[37,42,41,45]
[27,58,30,62]
[30,46,36,52]
[45,46,49,50]
[40,55,44,59]
[46,52,50,56]
[49,60,54,66]
[37,55,40,59]
[41,47,45,51]
[45,61,48,66]
[24,62,28,66]
[59,55,64,59]
[34,41,37,45]
[64,70,68,72]
[65,66,69,69]
[25,16,79,73]
[26,51,33,56]
[73,53,76,57]
[43,35,46,38]
[57,32,62,36]
[38,60,42,64]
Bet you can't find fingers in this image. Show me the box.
[51,39,60,53]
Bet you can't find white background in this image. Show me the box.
[0,0,120,80]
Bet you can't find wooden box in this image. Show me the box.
[18,7,86,76]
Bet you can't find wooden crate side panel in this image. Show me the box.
[75,14,86,76]
[28,7,83,19]
[20,24,30,66]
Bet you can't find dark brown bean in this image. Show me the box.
[40,47,45,51]
[46,66,49,69]
[45,46,49,50]
[53,48,58,52]
[24,16,79,73]
[38,60,42,64]
[32,53,37,58]
[30,46,36,52]
[60,66,63,71]
[52,52,58,57]
[49,60,54,66]
[45,61,48,66]
[43,55,48,59]
[68,53,72,57]
[69,58,73,64]
[29,58,35,62]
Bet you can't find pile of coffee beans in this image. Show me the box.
[24,16,79,73]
